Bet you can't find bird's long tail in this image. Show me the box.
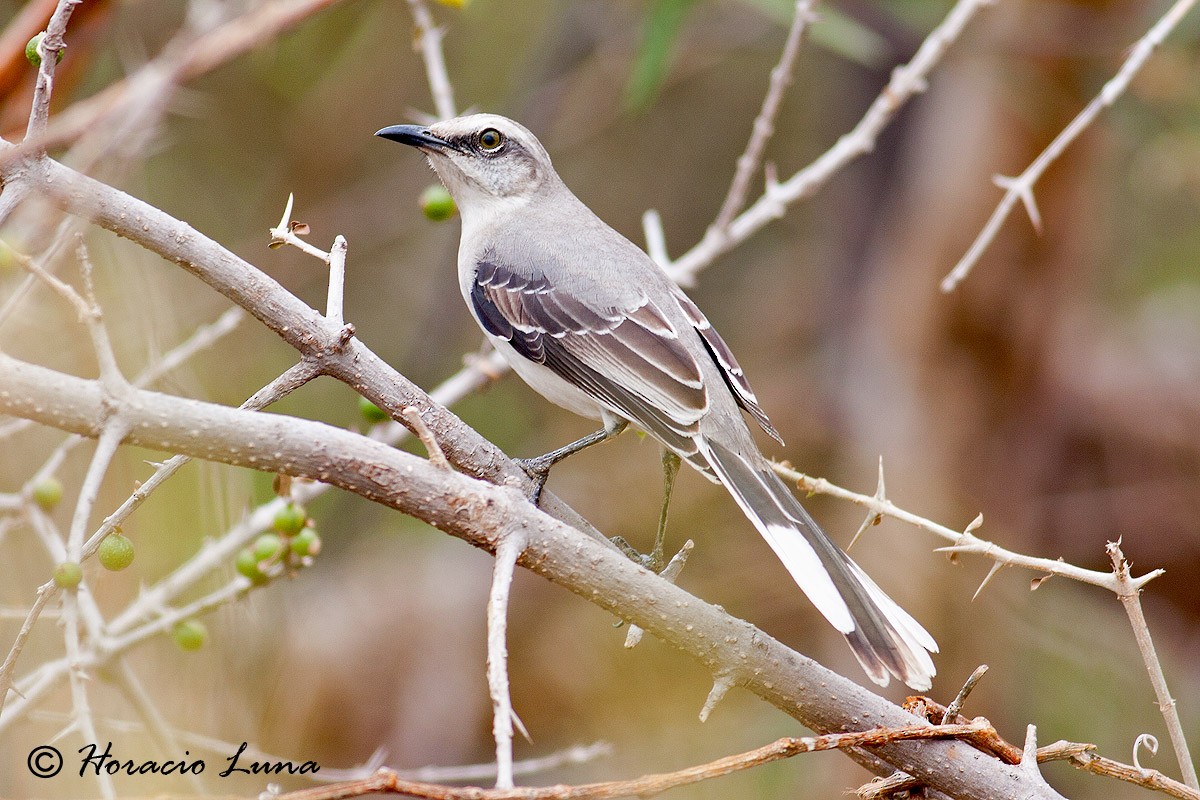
[696,436,937,690]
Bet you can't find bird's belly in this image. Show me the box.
[489,337,608,422]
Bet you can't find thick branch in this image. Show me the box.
[4,144,604,547]
[0,352,1064,800]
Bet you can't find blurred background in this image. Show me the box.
[1,0,1199,797]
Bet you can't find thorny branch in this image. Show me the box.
[775,461,1163,595]
[251,723,1007,800]
[940,0,1200,291]
[656,0,996,285]
[0,353,1066,799]
[1109,542,1198,790]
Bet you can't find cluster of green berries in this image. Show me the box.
[51,532,136,589]
[40,469,135,586]
[234,502,321,585]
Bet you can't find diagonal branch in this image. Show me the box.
[663,0,995,284]
[712,0,816,231]
[940,0,1200,292]
[775,462,1163,594]
[271,722,1019,800]
[0,352,1065,800]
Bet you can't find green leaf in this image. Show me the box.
[734,0,889,67]
[624,0,700,113]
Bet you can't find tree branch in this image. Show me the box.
[940,0,1200,292]
[0,352,1064,799]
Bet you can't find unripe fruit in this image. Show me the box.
[97,533,135,571]
[25,33,63,67]
[32,476,64,510]
[235,547,267,583]
[253,533,283,562]
[420,184,456,221]
[358,396,389,424]
[272,503,306,535]
[290,528,322,558]
[54,561,82,589]
[173,619,207,651]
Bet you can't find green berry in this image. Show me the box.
[173,619,207,651]
[25,33,63,68]
[272,503,306,535]
[420,184,456,221]
[290,528,322,558]
[54,561,82,589]
[235,547,267,583]
[97,533,135,571]
[31,476,64,510]
[358,395,389,424]
[253,533,283,562]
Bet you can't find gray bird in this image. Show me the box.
[377,113,937,690]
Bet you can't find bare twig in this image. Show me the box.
[861,709,1200,800]
[1068,746,1200,800]
[111,659,206,794]
[1108,541,1198,789]
[623,540,693,648]
[24,0,79,141]
[270,193,332,262]
[663,0,994,284]
[407,0,457,120]
[401,407,451,470]
[940,0,1200,292]
[62,592,114,799]
[272,723,996,800]
[942,664,989,724]
[488,534,526,789]
[712,0,816,231]
[327,235,348,327]
[0,583,57,711]
[775,462,1164,594]
[0,0,352,170]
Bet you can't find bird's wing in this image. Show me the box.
[670,286,783,444]
[470,256,708,457]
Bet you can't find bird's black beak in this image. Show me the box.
[375,124,454,151]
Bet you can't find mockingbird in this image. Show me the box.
[377,114,937,690]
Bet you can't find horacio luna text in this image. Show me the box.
[77,742,320,777]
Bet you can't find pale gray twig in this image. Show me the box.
[487,533,526,789]
[941,0,1200,292]
[1108,541,1198,790]
[661,0,995,284]
[407,0,458,120]
[775,462,1163,594]
[712,0,817,231]
[25,0,80,141]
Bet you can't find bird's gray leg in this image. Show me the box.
[651,450,681,570]
[517,419,629,505]
[611,449,680,571]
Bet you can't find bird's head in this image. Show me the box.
[376,114,559,212]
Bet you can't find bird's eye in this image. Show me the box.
[478,128,504,152]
